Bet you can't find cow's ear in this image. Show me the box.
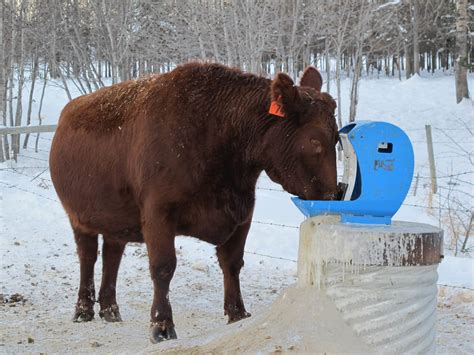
[300,66,323,92]
[270,73,301,118]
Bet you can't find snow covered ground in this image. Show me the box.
[1,71,473,353]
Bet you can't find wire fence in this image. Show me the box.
[5,167,470,221]
[1,122,472,277]
[1,167,472,291]
[2,164,472,220]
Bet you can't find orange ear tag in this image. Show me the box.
[269,100,285,117]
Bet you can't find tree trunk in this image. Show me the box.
[0,2,4,162]
[12,1,26,160]
[335,53,342,128]
[222,11,233,66]
[454,0,470,103]
[0,2,4,121]
[35,66,48,153]
[349,53,362,122]
[405,44,414,79]
[412,0,420,75]
[391,55,396,76]
[346,52,351,77]
[325,38,330,93]
[5,0,15,160]
[98,59,102,78]
[23,54,39,148]
[397,52,402,81]
[50,16,59,77]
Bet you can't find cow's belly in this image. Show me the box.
[176,195,254,246]
[57,176,141,236]
[177,211,239,245]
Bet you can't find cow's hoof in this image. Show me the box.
[227,311,251,324]
[150,322,177,343]
[99,304,122,322]
[73,304,94,322]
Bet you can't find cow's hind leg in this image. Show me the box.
[216,221,252,323]
[73,230,98,322]
[98,237,126,322]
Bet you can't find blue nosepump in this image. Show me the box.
[292,121,414,224]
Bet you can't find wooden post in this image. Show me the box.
[425,125,437,194]
[460,212,473,253]
[413,172,419,196]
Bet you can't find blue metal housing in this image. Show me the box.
[292,121,414,224]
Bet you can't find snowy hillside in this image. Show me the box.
[1,72,473,353]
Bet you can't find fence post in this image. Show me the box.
[425,125,437,194]
[413,172,419,196]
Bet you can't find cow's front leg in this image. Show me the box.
[216,220,252,323]
[142,206,177,343]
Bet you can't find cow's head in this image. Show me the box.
[262,67,339,200]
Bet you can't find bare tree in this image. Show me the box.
[0,1,4,162]
[11,0,26,161]
[23,54,38,149]
[0,0,468,160]
[454,0,470,103]
[412,0,420,75]
[348,0,374,122]
[326,0,353,127]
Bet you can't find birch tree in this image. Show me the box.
[0,2,4,162]
[454,0,470,103]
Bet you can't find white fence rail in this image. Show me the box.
[0,125,57,135]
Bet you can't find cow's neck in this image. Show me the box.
[231,79,281,174]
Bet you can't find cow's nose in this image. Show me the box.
[322,192,337,200]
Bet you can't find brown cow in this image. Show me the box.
[49,62,338,343]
